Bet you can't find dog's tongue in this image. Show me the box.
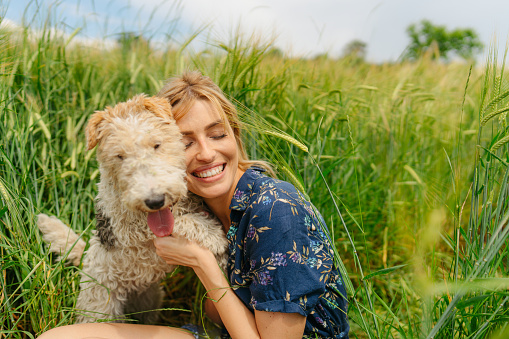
[147,208,174,237]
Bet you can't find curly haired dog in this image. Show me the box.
[37,94,228,324]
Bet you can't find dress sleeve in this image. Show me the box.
[243,185,334,317]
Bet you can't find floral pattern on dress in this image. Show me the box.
[226,167,349,338]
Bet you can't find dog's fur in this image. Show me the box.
[37,95,228,324]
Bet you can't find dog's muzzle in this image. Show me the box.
[144,195,165,210]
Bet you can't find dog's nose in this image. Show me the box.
[145,195,165,210]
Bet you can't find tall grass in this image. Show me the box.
[1,3,508,338]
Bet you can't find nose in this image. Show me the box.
[196,139,215,162]
[145,195,165,210]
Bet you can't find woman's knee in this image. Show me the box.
[37,323,196,339]
[37,324,81,339]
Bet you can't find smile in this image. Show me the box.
[192,164,225,178]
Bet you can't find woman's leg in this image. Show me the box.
[37,323,195,339]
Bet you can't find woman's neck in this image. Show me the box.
[203,168,245,232]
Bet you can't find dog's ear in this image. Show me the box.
[143,96,174,121]
[86,110,106,150]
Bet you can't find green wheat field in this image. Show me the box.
[1,6,509,339]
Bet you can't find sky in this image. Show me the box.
[2,0,509,63]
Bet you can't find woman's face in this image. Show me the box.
[176,99,242,201]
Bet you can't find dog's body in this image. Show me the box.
[37,95,228,323]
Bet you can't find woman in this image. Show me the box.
[38,71,349,339]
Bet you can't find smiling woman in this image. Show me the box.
[154,71,350,338]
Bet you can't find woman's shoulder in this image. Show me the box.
[241,168,318,226]
[232,167,316,226]
[247,167,301,198]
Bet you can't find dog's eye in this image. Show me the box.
[117,155,124,160]
[154,143,161,150]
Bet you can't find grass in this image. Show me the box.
[1,4,509,338]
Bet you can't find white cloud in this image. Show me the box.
[0,15,118,50]
[0,18,21,31]
[132,0,377,57]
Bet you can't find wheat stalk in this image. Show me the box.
[263,130,308,153]
[490,134,509,153]
[480,106,509,126]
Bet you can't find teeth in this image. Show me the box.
[195,165,224,178]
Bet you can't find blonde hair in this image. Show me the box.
[157,71,275,176]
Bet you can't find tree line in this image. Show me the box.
[343,19,483,62]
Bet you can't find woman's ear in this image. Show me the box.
[85,110,106,150]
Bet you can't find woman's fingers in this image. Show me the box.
[153,235,184,262]
[153,235,206,268]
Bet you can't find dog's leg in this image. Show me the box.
[174,213,229,272]
[73,242,131,324]
[125,283,164,324]
[75,278,128,323]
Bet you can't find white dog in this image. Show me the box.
[38,95,228,324]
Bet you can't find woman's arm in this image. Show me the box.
[204,298,223,326]
[153,235,306,339]
[254,311,307,338]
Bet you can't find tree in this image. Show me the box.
[116,32,150,51]
[403,20,483,61]
[342,40,367,60]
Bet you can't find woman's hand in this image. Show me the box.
[153,234,212,268]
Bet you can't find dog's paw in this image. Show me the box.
[37,213,85,266]
[37,213,67,233]
[37,213,73,249]
[36,213,51,227]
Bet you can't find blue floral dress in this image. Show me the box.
[227,167,350,338]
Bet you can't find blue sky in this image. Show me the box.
[3,0,509,62]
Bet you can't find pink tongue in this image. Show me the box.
[147,208,174,237]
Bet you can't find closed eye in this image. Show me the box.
[182,133,227,150]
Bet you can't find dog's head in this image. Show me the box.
[86,95,187,236]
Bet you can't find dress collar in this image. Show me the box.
[229,167,266,211]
